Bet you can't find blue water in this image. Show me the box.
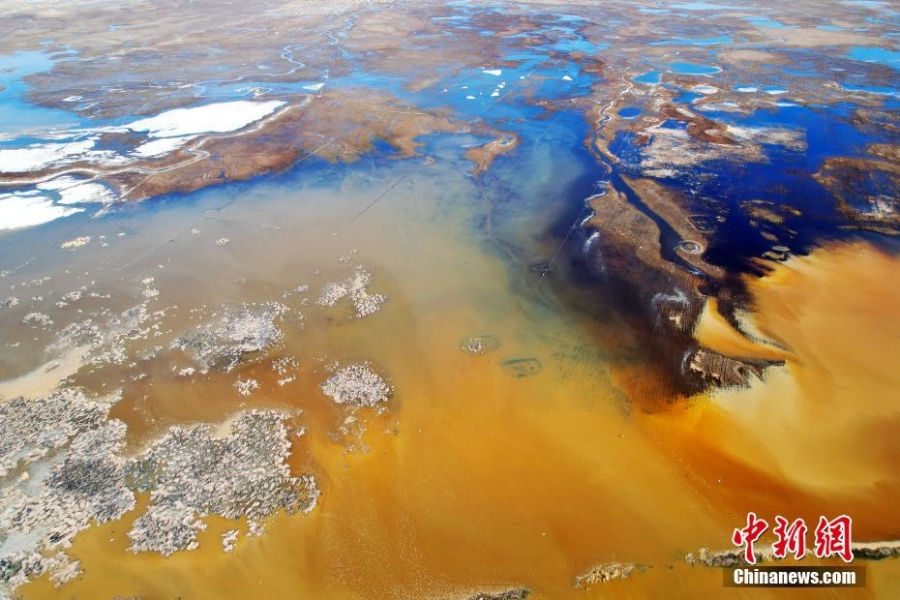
[553,14,586,24]
[664,62,721,76]
[847,46,900,68]
[672,2,742,10]
[3,0,898,286]
[504,23,607,56]
[634,71,662,85]
[0,51,82,135]
[657,120,689,132]
[843,83,900,97]
[782,69,816,78]
[652,36,733,46]
[620,96,894,273]
[745,17,792,29]
[0,1,605,166]
[597,59,900,270]
[670,88,703,104]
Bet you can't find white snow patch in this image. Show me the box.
[483,69,503,76]
[562,75,573,81]
[303,83,325,91]
[0,192,83,230]
[124,100,286,138]
[736,86,758,93]
[0,140,96,173]
[37,177,115,205]
[131,136,196,158]
[466,95,476,100]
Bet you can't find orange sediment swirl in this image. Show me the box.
[648,241,900,547]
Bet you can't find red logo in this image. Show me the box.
[814,515,853,563]
[732,514,854,564]
[772,516,808,560]
[732,512,768,565]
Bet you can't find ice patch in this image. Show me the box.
[483,69,502,76]
[0,191,83,231]
[562,75,573,81]
[735,86,758,93]
[303,83,325,91]
[131,136,196,158]
[124,100,286,138]
[37,177,115,205]
[0,140,96,173]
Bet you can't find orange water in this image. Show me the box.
[6,162,898,598]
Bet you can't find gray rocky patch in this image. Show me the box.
[22,312,53,328]
[282,284,309,299]
[55,290,83,308]
[688,547,748,567]
[173,303,287,373]
[686,541,900,567]
[468,589,530,600]
[317,281,349,306]
[0,389,319,590]
[574,561,642,588]
[221,529,239,552]
[321,363,392,407]
[127,504,206,555]
[460,335,501,355]
[317,266,387,318]
[0,389,134,591]
[852,541,900,560]
[51,302,175,367]
[273,356,300,387]
[124,410,319,556]
[234,377,260,396]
